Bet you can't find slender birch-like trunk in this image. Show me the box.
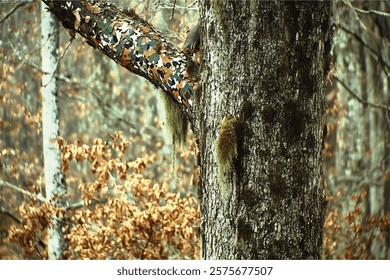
[41,2,66,259]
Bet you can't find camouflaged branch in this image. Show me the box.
[43,0,196,117]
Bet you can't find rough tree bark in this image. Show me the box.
[42,0,333,259]
[41,3,66,259]
[197,1,332,259]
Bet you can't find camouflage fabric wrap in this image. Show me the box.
[43,0,196,113]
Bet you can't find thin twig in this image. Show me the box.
[342,0,367,31]
[170,0,177,19]
[64,198,109,211]
[14,26,63,73]
[64,200,85,210]
[353,7,390,17]
[0,1,31,24]
[334,76,390,112]
[0,206,22,224]
[43,37,74,87]
[159,2,198,11]
[26,62,145,135]
[28,26,64,57]
[0,179,46,202]
[340,25,390,75]
[140,227,153,260]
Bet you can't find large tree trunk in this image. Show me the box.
[197,1,332,259]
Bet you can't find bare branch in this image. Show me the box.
[64,198,109,211]
[43,36,74,87]
[27,26,64,57]
[140,227,153,260]
[334,76,390,112]
[64,200,85,210]
[25,62,160,138]
[340,25,390,76]
[0,205,22,224]
[0,179,46,202]
[353,6,390,17]
[0,1,32,24]
[158,1,198,12]
[341,0,367,31]
[170,0,177,19]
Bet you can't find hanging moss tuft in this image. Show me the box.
[159,92,189,186]
[160,91,189,149]
[215,115,238,199]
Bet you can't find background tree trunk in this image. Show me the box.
[41,3,66,259]
[325,0,390,259]
[197,1,332,259]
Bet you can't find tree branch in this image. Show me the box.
[42,36,74,87]
[64,198,108,210]
[41,0,198,126]
[170,0,177,19]
[340,25,390,76]
[25,61,161,138]
[0,205,22,224]
[0,179,46,202]
[353,6,390,17]
[0,1,32,24]
[140,224,153,260]
[341,0,367,31]
[334,76,390,112]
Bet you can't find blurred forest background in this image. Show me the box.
[0,0,389,259]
